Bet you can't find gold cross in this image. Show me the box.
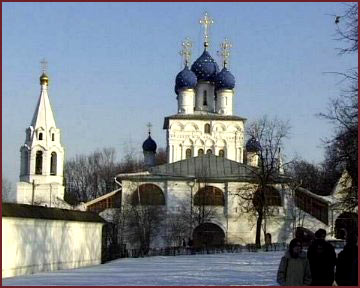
[179,37,192,67]
[40,58,48,74]
[147,122,152,135]
[218,38,232,68]
[199,12,214,47]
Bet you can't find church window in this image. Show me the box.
[186,148,192,159]
[194,186,224,206]
[26,130,31,141]
[204,124,211,134]
[39,133,43,140]
[52,133,55,141]
[21,150,29,176]
[35,151,43,175]
[131,184,165,206]
[50,152,57,175]
[253,186,281,209]
[203,91,207,106]
[219,150,225,157]
[206,149,212,155]
[198,149,204,156]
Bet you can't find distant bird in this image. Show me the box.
[335,16,341,24]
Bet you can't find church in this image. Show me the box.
[13,13,351,250]
[100,13,345,248]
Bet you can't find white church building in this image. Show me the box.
[10,13,353,250]
[111,14,346,249]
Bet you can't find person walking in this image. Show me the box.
[307,228,336,286]
[335,232,358,286]
[277,238,312,286]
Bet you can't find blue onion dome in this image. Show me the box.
[215,67,235,91]
[191,50,220,82]
[175,65,197,94]
[142,134,157,153]
[246,137,261,153]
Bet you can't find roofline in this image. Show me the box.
[2,203,107,223]
[116,172,289,184]
[163,114,247,129]
[296,187,335,205]
[84,188,122,207]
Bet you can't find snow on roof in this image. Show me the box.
[84,188,121,207]
[296,187,338,205]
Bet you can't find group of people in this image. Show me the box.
[277,229,358,286]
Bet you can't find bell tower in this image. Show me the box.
[16,60,66,207]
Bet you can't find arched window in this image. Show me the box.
[204,124,210,134]
[198,149,204,156]
[39,133,43,140]
[131,184,165,205]
[206,149,212,155]
[253,186,281,209]
[35,151,43,175]
[26,129,31,141]
[194,186,224,206]
[203,90,207,106]
[50,152,57,175]
[21,150,29,176]
[186,148,192,159]
[335,212,358,239]
[24,150,29,175]
[219,150,225,157]
[52,133,55,141]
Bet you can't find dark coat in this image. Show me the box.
[307,239,336,286]
[335,244,358,286]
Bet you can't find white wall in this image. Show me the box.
[12,182,70,209]
[121,179,335,247]
[2,217,104,278]
[167,119,245,163]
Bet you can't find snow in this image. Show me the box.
[3,251,285,286]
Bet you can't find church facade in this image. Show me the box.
[115,14,340,249]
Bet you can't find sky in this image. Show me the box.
[2,2,356,187]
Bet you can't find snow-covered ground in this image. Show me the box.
[3,251,286,286]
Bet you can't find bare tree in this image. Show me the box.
[164,210,189,247]
[64,147,121,204]
[238,116,290,248]
[155,147,167,165]
[120,178,166,255]
[335,3,358,55]
[319,3,358,210]
[122,198,165,255]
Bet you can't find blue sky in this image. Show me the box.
[2,2,356,186]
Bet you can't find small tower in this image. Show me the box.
[142,123,157,168]
[15,60,66,207]
[175,38,197,114]
[246,137,261,167]
[215,39,235,115]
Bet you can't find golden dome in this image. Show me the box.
[40,73,49,85]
